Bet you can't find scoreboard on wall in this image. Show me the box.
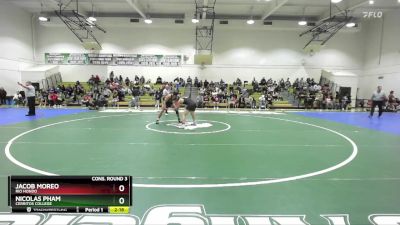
[8,176,132,214]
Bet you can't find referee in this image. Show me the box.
[369,86,386,118]
[17,81,36,116]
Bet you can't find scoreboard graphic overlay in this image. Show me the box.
[8,176,132,213]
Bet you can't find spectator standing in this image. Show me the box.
[130,84,141,110]
[154,89,162,110]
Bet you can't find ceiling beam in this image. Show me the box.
[41,0,62,11]
[125,0,146,19]
[46,0,91,17]
[202,0,209,20]
[317,0,368,23]
[261,0,289,21]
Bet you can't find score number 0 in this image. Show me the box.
[119,185,126,205]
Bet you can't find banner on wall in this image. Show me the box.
[44,53,182,67]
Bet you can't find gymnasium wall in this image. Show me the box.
[358,10,400,99]
[0,1,34,95]
[34,19,364,84]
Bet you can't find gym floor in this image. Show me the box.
[0,108,399,224]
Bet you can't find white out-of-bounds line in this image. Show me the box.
[131,115,358,188]
[4,113,358,189]
[4,114,134,176]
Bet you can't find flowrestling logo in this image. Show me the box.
[362,11,383,18]
[0,205,398,225]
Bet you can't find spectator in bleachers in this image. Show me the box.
[299,78,305,88]
[0,87,6,105]
[204,80,209,88]
[102,88,111,98]
[81,94,92,107]
[196,94,203,108]
[251,96,257,109]
[212,93,219,110]
[304,91,314,110]
[285,78,291,89]
[88,75,96,86]
[105,78,111,86]
[180,78,185,87]
[94,75,100,84]
[97,94,108,108]
[56,91,64,108]
[37,90,47,108]
[252,77,257,86]
[139,76,145,85]
[260,77,267,86]
[13,91,23,107]
[387,91,398,111]
[235,78,242,87]
[279,78,285,89]
[156,76,162,84]
[117,88,125,102]
[125,77,130,86]
[187,76,192,86]
[325,95,334,109]
[314,91,323,109]
[266,93,273,107]
[109,71,115,82]
[259,95,266,110]
[174,77,180,91]
[341,95,349,111]
[111,90,118,107]
[49,91,58,107]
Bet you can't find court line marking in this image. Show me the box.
[4,114,135,176]
[132,115,358,188]
[146,120,231,135]
[4,113,358,188]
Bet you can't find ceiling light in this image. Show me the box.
[38,16,49,22]
[369,0,374,4]
[298,20,307,26]
[346,22,356,28]
[192,13,200,23]
[38,2,49,22]
[192,17,199,23]
[247,19,255,25]
[331,0,343,3]
[87,16,97,22]
[144,18,153,24]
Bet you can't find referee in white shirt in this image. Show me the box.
[17,81,36,116]
[369,86,387,118]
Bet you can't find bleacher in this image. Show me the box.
[48,78,301,109]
